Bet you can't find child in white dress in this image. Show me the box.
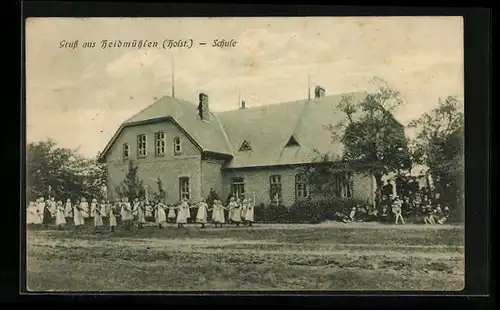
[229,197,242,226]
[100,200,108,225]
[155,200,167,229]
[120,197,133,231]
[212,200,227,228]
[241,199,248,224]
[64,198,73,220]
[196,198,209,228]
[80,197,90,219]
[176,198,190,228]
[245,198,255,226]
[134,199,146,229]
[93,201,104,229]
[108,203,118,232]
[73,199,85,228]
[55,200,66,229]
[167,204,177,223]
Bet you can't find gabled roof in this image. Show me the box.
[217,92,368,169]
[99,91,377,169]
[98,96,233,162]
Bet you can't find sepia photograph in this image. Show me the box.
[25,17,465,292]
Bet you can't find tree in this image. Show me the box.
[305,78,411,203]
[115,160,144,202]
[26,139,107,202]
[408,96,464,219]
[153,177,166,202]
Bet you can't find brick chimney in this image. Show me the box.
[239,100,246,110]
[198,93,209,121]
[314,86,325,99]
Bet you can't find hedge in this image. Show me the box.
[255,197,367,224]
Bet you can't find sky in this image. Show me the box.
[26,17,464,158]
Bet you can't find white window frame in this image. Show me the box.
[270,175,282,201]
[137,134,147,158]
[122,143,129,159]
[173,136,182,155]
[231,177,245,199]
[155,132,166,157]
[295,174,310,200]
[179,177,190,200]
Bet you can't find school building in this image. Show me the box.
[98,86,383,206]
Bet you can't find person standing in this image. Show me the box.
[93,201,104,230]
[80,197,90,219]
[108,202,118,232]
[48,197,57,219]
[230,197,242,226]
[196,198,209,229]
[244,198,255,226]
[37,197,46,224]
[176,198,190,228]
[134,199,146,229]
[64,198,73,221]
[212,200,226,228]
[42,199,53,229]
[120,197,133,231]
[55,200,66,230]
[73,199,85,228]
[155,200,167,229]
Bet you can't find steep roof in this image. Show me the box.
[99,91,370,168]
[217,92,367,169]
[98,96,233,161]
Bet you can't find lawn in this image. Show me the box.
[25,221,464,292]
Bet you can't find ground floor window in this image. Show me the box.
[231,177,245,199]
[295,174,310,200]
[179,177,190,200]
[270,175,282,203]
[333,172,353,198]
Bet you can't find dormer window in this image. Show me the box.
[285,135,300,147]
[239,140,252,152]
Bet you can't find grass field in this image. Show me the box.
[26,221,464,292]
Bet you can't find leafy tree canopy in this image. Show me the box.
[27,139,107,202]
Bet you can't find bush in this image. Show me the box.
[255,198,366,224]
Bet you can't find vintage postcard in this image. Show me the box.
[25,17,464,292]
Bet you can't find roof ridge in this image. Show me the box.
[210,111,234,156]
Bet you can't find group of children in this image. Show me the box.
[26,195,257,231]
[337,193,451,225]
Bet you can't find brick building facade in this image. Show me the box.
[98,87,379,206]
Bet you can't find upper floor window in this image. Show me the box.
[122,143,129,159]
[137,134,147,158]
[295,174,310,200]
[173,136,182,155]
[155,132,166,157]
[270,175,282,203]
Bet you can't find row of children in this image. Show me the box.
[26,195,257,231]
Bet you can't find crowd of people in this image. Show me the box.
[25,195,257,231]
[335,178,451,225]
